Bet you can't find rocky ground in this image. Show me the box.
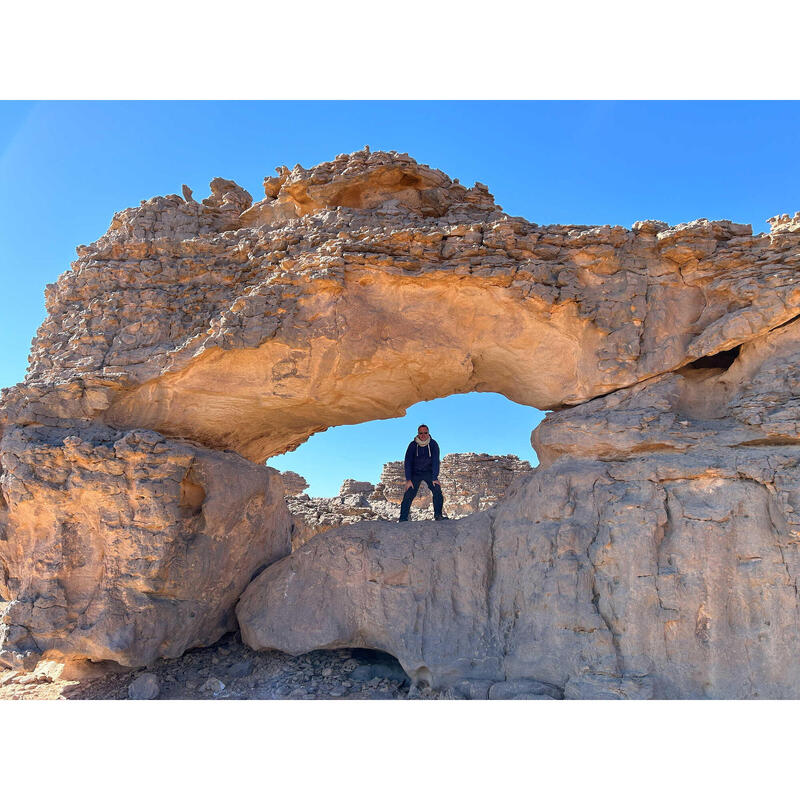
[0,631,452,701]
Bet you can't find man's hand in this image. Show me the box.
[405,480,413,490]
[433,480,440,487]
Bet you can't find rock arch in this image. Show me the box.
[3,149,800,696]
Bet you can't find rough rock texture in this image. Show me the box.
[339,479,375,495]
[4,147,800,697]
[278,470,309,496]
[237,519,502,689]
[284,453,533,547]
[128,672,159,700]
[285,487,390,550]
[8,148,800,464]
[0,425,290,670]
[241,315,800,698]
[0,631,433,701]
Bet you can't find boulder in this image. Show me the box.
[0,425,291,670]
[236,519,502,688]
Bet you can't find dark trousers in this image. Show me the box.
[399,471,444,520]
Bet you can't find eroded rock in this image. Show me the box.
[5,152,799,465]
[0,425,290,670]
[377,453,533,515]
[236,519,502,688]
[128,672,159,700]
[238,317,800,699]
[3,148,800,696]
[278,470,309,496]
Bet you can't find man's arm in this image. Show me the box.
[404,442,414,481]
[432,440,440,481]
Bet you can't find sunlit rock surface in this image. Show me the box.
[0,425,290,669]
[3,148,800,696]
[240,318,800,698]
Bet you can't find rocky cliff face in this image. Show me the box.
[3,148,800,697]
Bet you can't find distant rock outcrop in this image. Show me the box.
[279,470,309,496]
[377,453,533,515]
[282,453,533,548]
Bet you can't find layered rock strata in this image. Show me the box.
[278,470,309,496]
[7,148,800,462]
[3,148,800,697]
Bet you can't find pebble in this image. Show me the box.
[128,672,160,700]
[227,660,253,679]
[200,677,225,695]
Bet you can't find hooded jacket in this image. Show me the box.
[404,437,440,480]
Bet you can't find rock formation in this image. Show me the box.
[3,147,800,697]
[285,481,389,550]
[282,453,533,547]
[0,425,290,670]
[278,470,309,496]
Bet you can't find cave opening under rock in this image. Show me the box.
[346,648,411,685]
[684,344,741,371]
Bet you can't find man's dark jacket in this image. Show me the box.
[404,438,440,480]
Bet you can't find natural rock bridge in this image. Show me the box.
[2,148,800,698]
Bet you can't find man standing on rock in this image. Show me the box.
[398,424,447,522]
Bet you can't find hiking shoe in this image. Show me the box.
[398,518,409,523]
[434,515,449,521]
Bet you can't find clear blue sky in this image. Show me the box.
[2,102,799,494]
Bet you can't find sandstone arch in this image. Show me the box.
[3,148,800,696]
[99,274,589,461]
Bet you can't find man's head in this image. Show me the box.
[417,425,430,441]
